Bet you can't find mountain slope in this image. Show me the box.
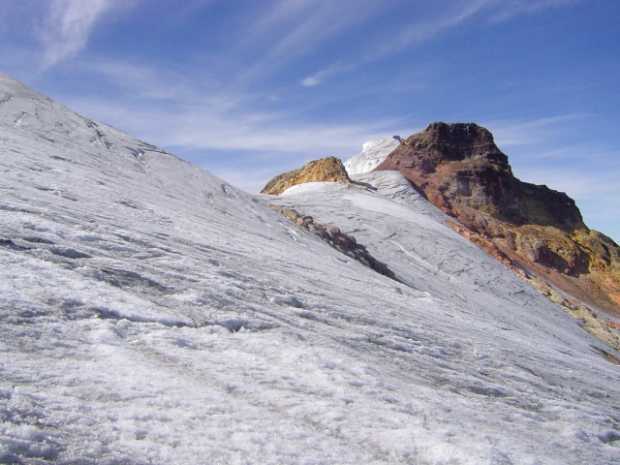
[374,122,620,316]
[1,75,619,465]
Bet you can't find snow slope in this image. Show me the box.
[343,137,399,176]
[1,74,619,465]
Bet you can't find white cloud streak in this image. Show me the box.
[63,61,407,156]
[232,0,387,87]
[483,114,590,148]
[69,95,403,155]
[300,63,352,87]
[488,0,579,22]
[300,0,580,87]
[39,0,127,68]
[365,0,491,61]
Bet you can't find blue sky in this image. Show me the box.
[1,0,619,240]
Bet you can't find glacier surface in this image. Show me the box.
[1,74,619,465]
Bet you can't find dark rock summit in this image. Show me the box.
[378,122,583,230]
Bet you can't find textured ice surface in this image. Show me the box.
[1,74,619,464]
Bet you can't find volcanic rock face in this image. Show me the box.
[261,156,351,195]
[376,122,620,313]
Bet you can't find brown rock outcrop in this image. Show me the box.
[376,122,620,315]
[261,157,351,195]
[270,206,398,281]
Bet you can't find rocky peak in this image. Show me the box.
[392,122,510,175]
[415,122,497,151]
[261,156,351,195]
[378,122,581,230]
[376,122,619,313]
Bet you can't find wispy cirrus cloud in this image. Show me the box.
[39,0,135,68]
[68,92,403,155]
[483,113,590,147]
[293,1,489,91]
[364,0,491,61]
[63,61,407,156]
[251,0,384,60]
[231,0,388,87]
[302,0,580,87]
[300,63,353,87]
[488,0,580,22]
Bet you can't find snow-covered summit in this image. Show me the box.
[1,77,619,465]
[343,137,400,176]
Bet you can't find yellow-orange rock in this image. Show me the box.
[261,157,351,195]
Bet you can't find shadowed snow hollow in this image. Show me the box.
[1,75,619,465]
